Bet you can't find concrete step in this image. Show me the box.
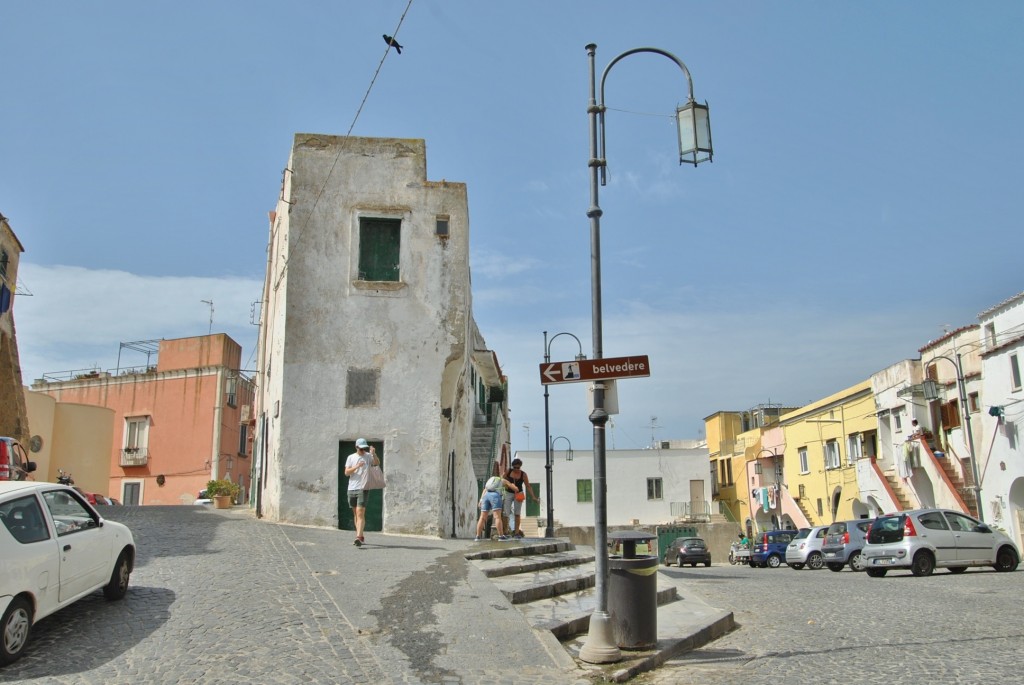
[464,538,736,682]
[561,590,735,683]
[517,577,681,640]
[473,548,596,579]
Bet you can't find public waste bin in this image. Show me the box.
[607,530,658,649]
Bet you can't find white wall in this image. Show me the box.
[257,135,485,536]
[978,293,1024,541]
[514,447,710,528]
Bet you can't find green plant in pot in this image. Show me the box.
[206,479,240,507]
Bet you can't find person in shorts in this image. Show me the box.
[502,459,536,538]
[344,438,379,547]
[476,475,515,541]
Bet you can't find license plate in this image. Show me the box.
[874,558,893,566]
[824,552,836,558]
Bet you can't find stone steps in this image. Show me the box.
[465,538,734,658]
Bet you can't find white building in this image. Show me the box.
[513,446,710,528]
[977,292,1024,547]
[254,135,508,537]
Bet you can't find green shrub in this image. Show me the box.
[206,479,240,500]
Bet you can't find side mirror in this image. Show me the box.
[25,461,37,474]
[975,524,991,534]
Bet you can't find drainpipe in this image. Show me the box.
[211,367,225,480]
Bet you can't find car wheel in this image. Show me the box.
[866,568,888,578]
[103,551,132,600]
[0,596,32,665]
[948,566,968,574]
[748,560,757,568]
[766,554,781,568]
[994,546,1019,572]
[704,559,711,567]
[911,551,935,577]
[807,552,824,570]
[849,551,866,572]
[788,562,804,570]
[691,562,698,567]
[663,557,672,567]
[827,563,844,572]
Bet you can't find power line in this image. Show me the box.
[271,0,415,293]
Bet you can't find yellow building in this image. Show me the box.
[705,410,745,524]
[780,380,878,526]
[706,404,797,531]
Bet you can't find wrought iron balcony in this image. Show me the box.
[120,447,148,467]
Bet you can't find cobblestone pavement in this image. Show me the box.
[0,506,588,685]
[635,560,1024,684]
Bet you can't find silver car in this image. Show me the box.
[821,519,872,572]
[785,525,828,570]
[862,508,1020,577]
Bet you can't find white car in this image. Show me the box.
[0,481,135,665]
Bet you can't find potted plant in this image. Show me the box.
[206,479,240,509]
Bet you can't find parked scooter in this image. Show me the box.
[57,469,75,486]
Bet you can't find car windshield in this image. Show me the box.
[867,515,904,543]
[684,539,706,548]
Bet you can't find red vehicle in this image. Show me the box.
[0,437,36,481]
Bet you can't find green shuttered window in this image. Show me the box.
[358,218,401,282]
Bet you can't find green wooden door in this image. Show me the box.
[526,482,540,517]
[338,440,384,531]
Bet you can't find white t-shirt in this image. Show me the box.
[346,451,375,491]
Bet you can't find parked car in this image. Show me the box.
[749,529,799,568]
[0,438,36,482]
[663,537,711,567]
[194,490,212,506]
[0,481,135,664]
[786,525,829,570]
[862,508,1020,577]
[821,519,872,571]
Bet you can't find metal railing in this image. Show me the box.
[670,500,711,521]
[120,447,149,467]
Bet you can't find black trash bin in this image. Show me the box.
[607,530,658,649]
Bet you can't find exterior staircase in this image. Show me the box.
[882,473,914,511]
[465,539,734,680]
[935,456,979,518]
[471,414,497,482]
[794,497,816,525]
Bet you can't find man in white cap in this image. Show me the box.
[344,438,379,546]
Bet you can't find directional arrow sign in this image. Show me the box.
[539,355,650,385]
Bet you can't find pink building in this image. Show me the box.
[31,334,254,505]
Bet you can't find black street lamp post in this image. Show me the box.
[579,43,713,665]
[543,331,585,538]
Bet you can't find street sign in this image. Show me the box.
[539,355,650,385]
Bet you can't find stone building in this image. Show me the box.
[254,135,508,538]
[0,212,29,443]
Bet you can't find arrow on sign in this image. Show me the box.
[542,364,561,383]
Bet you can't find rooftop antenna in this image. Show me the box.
[522,423,530,450]
[650,416,660,448]
[200,300,214,335]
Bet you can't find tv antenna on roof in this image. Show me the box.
[200,300,214,335]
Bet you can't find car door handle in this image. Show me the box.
[63,544,71,551]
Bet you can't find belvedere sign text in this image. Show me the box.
[539,355,650,385]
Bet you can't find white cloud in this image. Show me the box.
[13,263,263,382]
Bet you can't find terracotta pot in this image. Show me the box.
[213,495,232,509]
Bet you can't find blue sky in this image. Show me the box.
[3,1,1022,452]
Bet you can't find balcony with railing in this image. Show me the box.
[120,447,149,467]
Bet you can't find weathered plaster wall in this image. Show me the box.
[262,135,482,536]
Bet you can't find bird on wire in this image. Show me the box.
[383,34,403,54]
